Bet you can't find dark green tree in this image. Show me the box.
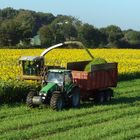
[0,7,18,20]
[124,30,140,45]
[36,12,55,26]
[38,25,54,46]
[50,15,79,43]
[0,19,21,46]
[14,11,36,40]
[78,24,100,47]
[102,25,123,45]
[63,23,77,40]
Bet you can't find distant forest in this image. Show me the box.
[0,7,140,49]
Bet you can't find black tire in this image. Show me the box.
[104,89,113,102]
[71,87,80,108]
[104,93,111,102]
[50,92,64,111]
[26,91,36,108]
[95,92,105,104]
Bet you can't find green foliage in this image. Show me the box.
[0,19,21,46]
[62,23,77,40]
[0,80,37,104]
[84,58,107,72]
[39,25,55,46]
[0,7,18,20]
[0,7,140,49]
[78,24,100,47]
[49,15,78,44]
[15,11,37,39]
[125,30,140,45]
[101,25,124,45]
[0,8,55,48]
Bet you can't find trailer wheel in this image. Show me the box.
[95,92,105,104]
[104,89,113,102]
[71,87,80,108]
[50,92,64,111]
[105,94,111,102]
[26,91,36,108]
[99,92,104,103]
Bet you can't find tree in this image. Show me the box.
[0,7,18,20]
[14,11,36,40]
[63,23,77,40]
[98,29,108,46]
[78,24,100,47]
[50,15,79,43]
[102,25,123,45]
[0,19,21,46]
[124,30,140,45]
[36,12,55,26]
[38,25,54,46]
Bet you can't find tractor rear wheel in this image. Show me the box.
[71,87,80,108]
[26,91,36,108]
[50,92,64,111]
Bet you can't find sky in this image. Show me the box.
[0,0,140,30]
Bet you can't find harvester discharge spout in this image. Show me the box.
[40,43,64,57]
[40,41,94,60]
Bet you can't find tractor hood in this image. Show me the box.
[40,83,58,94]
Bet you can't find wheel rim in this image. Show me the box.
[100,95,104,103]
[107,95,111,101]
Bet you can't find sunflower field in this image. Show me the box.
[0,48,140,81]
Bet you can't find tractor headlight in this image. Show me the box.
[42,96,46,100]
[39,92,47,97]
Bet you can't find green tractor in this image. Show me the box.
[26,69,80,110]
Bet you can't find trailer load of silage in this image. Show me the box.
[84,58,107,72]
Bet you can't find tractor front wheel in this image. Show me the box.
[26,91,36,108]
[50,92,64,111]
[71,87,80,108]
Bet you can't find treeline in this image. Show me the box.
[0,7,140,49]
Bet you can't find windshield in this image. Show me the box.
[47,72,64,84]
[22,60,41,76]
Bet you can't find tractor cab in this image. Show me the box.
[46,69,73,86]
[19,56,44,80]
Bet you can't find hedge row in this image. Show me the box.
[0,80,39,104]
[0,72,139,104]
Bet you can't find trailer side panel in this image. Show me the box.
[72,63,118,91]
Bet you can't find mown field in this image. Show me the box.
[0,79,140,140]
[0,49,140,139]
